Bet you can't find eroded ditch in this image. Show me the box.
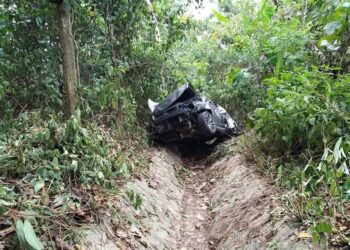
[83,142,315,250]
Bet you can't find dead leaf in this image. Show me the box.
[41,187,49,206]
[129,224,142,238]
[55,237,75,250]
[52,195,66,208]
[297,231,312,238]
[116,228,128,239]
[70,187,82,201]
[74,244,82,250]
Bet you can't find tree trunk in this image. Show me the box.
[57,2,77,118]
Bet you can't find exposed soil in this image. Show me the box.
[179,167,212,250]
[208,155,313,249]
[83,144,316,250]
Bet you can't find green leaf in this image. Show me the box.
[226,67,240,83]
[0,206,6,216]
[71,160,78,172]
[96,16,107,32]
[23,219,43,250]
[274,51,283,76]
[44,130,50,140]
[259,0,275,22]
[134,194,143,210]
[315,222,333,234]
[0,199,15,206]
[52,157,59,166]
[212,10,229,24]
[15,220,26,247]
[34,180,45,193]
[330,180,338,195]
[339,161,349,175]
[309,117,316,126]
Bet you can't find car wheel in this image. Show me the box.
[197,111,216,136]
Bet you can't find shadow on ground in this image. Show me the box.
[165,141,217,164]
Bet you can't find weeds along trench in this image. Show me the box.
[83,139,315,250]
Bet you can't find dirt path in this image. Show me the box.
[178,152,314,250]
[83,148,314,250]
[179,168,212,250]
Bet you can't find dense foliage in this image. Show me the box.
[0,0,189,247]
[1,0,350,248]
[160,0,350,245]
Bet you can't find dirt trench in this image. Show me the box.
[83,145,315,250]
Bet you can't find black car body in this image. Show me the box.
[148,83,240,143]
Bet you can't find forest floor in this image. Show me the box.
[83,141,316,250]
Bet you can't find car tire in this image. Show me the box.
[197,111,216,136]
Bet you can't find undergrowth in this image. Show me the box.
[0,110,147,249]
[244,69,350,246]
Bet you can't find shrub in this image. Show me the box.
[253,68,350,157]
[251,68,350,242]
[0,110,146,247]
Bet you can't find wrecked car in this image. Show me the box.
[148,83,240,143]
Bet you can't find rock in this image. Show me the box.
[148,180,159,189]
[195,223,201,229]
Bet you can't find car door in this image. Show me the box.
[209,102,227,128]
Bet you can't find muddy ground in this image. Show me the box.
[83,144,317,250]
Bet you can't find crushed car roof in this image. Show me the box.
[154,83,198,113]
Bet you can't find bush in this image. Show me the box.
[0,110,146,247]
[251,68,350,242]
[253,68,350,157]
[0,110,141,187]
